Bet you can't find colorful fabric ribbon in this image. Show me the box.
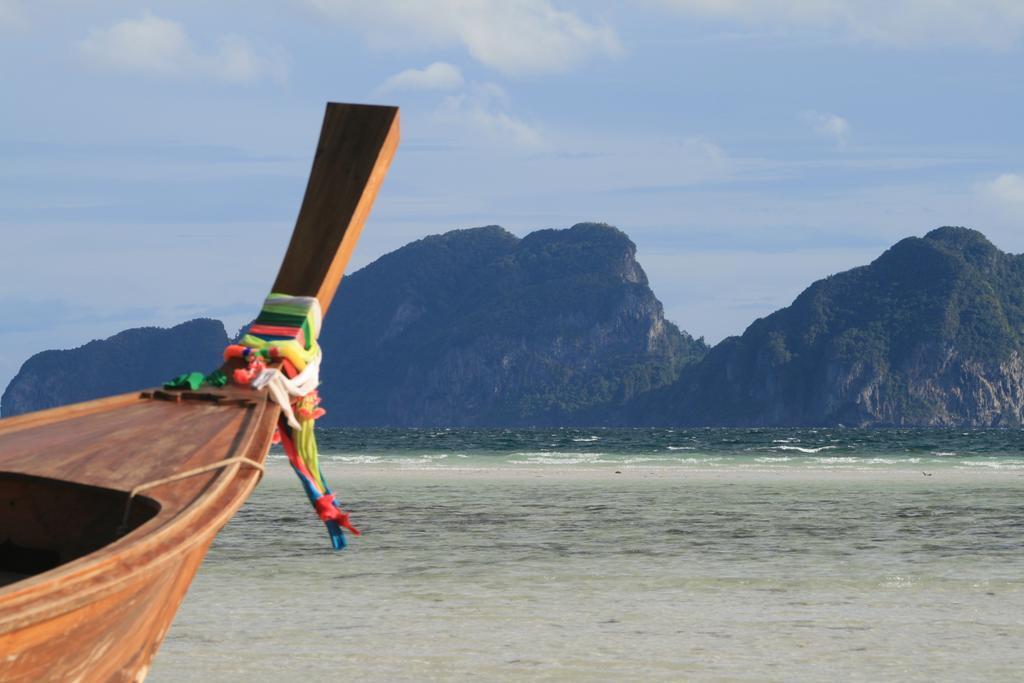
[238,294,322,371]
[231,293,358,549]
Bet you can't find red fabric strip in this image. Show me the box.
[278,425,317,484]
[249,324,301,337]
[248,325,307,349]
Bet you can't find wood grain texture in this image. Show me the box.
[0,395,278,681]
[272,103,400,315]
[0,101,399,681]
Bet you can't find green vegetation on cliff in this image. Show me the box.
[6,224,1024,428]
[319,223,706,425]
[0,319,229,417]
[2,223,705,426]
[639,227,1024,426]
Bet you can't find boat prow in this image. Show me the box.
[0,103,399,681]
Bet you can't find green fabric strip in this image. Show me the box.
[262,303,315,316]
[257,306,308,318]
[254,311,308,327]
[205,370,228,387]
[163,369,228,390]
[301,318,313,350]
[164,371,206,391]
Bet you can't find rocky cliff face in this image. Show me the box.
[9,225,1021,428]
[639,227,1024,427]
[1,224,704,426]
[1,319,229,417]
[317,223,706,426]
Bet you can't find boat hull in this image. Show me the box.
[0,392,278,682]
[1,538,208,681]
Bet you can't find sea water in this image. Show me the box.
[150,429,1024,681]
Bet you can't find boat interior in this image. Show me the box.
[0,473,158,587]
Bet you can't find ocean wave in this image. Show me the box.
[572,436,601,442]
[514,453,606,465]
[666,446,695,451]
[955,460,1024,470]
[325,454,385,464]
[861,457,921,465]
[512,451,605,458]
[319,453,456,466]
[775,445,837,454]
[622,456,676,464]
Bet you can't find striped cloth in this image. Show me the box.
[235,292,358,549]
[239,294,322,371]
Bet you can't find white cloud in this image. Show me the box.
[657,0,1024,50]
[801,110,849,148]
[305,0,621,75]
[78,13,287,84]
[436,82,544,150]
[377,62,465,93]
[982,173,1024,205]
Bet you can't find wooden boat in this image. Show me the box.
[0,102,399,681]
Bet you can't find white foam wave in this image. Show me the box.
[515,453,606,465]
[956,460,1024,470]
[775,445,837,454]
[326,455,385,464]
[622,457,675,464]
[319,453,456,467]
[862,457,920,465]
[512,451,605,458]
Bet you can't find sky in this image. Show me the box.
[2,1,1024,397]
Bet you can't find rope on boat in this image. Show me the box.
[117,455,265,536]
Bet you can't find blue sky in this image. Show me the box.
[2,1,1024,396]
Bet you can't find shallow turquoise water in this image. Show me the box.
[150,429,1024,681]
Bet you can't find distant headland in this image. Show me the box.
[5,223,1023,428]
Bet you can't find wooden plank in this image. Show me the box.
[271,103,400,314]
[0,398,248,493]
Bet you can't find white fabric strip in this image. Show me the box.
[250,352,323,428]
